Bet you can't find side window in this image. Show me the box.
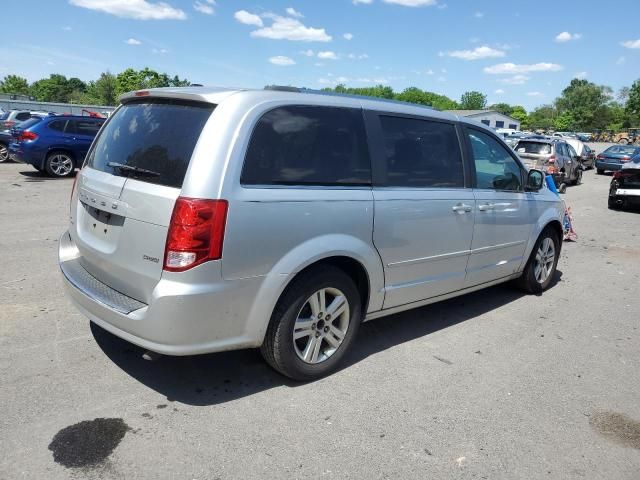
[556,143,566,157]
[566,144,577,158]
[467,129,523,191]
[495,120,505,128]
[16,112,31,121]
[73,120,103,136]
[48,120,67,132]
[378,115,464,188]
[241,106,371,186]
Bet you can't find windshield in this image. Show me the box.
[86,99,215,188]
[515,141,552,155]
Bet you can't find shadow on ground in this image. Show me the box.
[18,170,75,182]
[92,271,563,406]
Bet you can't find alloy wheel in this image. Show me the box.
[534,237,555,284]
[49,154,73,176]
[0,144,8,162]
[292,287,350,364]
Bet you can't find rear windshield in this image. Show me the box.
[18,118,42,130]
[515,141,552,155]
[604,146,638,156]
[0,112,8,121]
[86,99,215,188]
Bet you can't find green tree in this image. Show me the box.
[86,72,118,105]
[30,74,72,102]
[393,87,458,109]
[116,68,190,97]
[553,111,575,131]
[0,75,30,95]
[509,106,529,129]
[488,103,513,116]
[555,78,610,130]
[625,79,640,122]
[459,91,487,110]
[528,105,557,130]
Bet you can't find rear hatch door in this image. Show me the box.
[515,141,553,170]
[71,98,215,303]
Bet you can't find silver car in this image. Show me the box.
[59,86,564,380]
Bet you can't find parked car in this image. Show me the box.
[9,115,105,176]
[0,129,12,162]
[58,86,564,381]
[514,138,582,191]
[0,109,51,131]
[563,137,595,169]
[504,132,526,149]
[595,145,640,174]
[608,154,640,209]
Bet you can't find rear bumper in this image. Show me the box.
[596,160,623,171]
[59,230,267,355]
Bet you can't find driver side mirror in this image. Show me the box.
[526,169,544,191]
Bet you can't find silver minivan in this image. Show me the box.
[59,86,564,380]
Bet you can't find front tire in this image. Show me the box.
[572,168,583,185]
[516,229,560,294]
[45,151,75,177]
[261,266,362,381]
[596,168,604,175]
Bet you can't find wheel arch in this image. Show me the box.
[46,147,77,164]
[242,235,385,347]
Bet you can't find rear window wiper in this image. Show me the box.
[107,162,161,177]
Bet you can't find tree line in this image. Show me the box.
[0,69,190,106]
[324,78,640,132]
[2,70,639,132]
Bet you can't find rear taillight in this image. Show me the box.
[547,155,556,163]
[621,155,631,162]
[19,131,38,141]
[5,120,15,128]
[546,166,557,174]
[163,197,228,272]
[613,171,633,179]
[596,154,605,160]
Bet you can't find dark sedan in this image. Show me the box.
[608,154,640,210]
[596,145,640,174]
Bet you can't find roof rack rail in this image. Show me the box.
[263,85,435,111]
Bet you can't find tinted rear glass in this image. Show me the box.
[242,106,371,186]
[69,119,104,136]
[86,99,214,188]
[515,141,552,155]
[604,146,638,155]
[378,115,464,188]
[18,118,42,130]
[0,112,8,121]
[48,120,67,132]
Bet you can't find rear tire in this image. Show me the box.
[0,143,9,163]
[516,228,560,294]
[597,168,604,175]
[45,151,75,177]
[261,266,361,381]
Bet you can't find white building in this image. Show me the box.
[445,109,521,131]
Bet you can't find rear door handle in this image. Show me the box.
[478,203,495,211]
[452,203,473,213]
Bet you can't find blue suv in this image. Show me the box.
[10,115,105,177]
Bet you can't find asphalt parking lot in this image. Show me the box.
[1,146,639,479]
